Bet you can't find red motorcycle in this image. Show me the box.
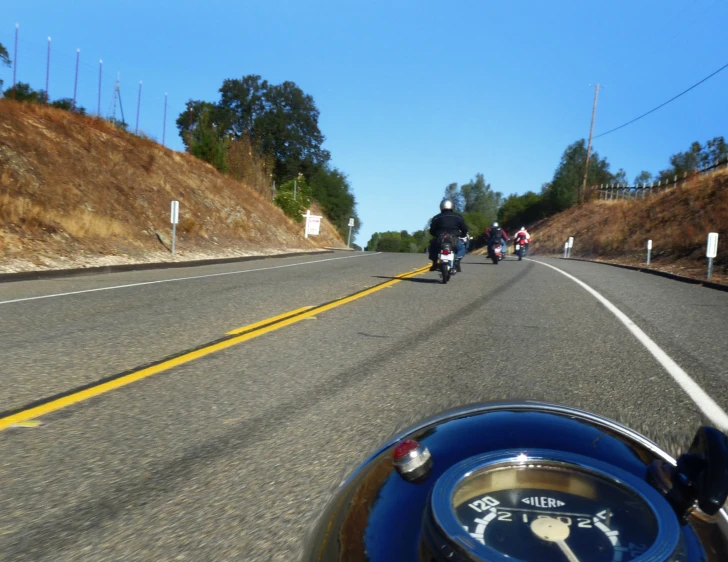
[488,242,506,264]
[514,238,529,261]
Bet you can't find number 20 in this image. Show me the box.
[468,496,500,512]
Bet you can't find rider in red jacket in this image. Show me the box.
[514,227,530,251]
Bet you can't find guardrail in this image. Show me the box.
[591,159,728,200]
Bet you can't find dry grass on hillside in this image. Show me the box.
[0,100,344,271]
[531,168,728,282]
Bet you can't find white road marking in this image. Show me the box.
[529,258,728,431]
[0,253,379,306]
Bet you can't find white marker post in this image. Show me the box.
[563,242,568,258]
[170,200,179,254]
[304,209,311,239]
[647,239,652,265]
[706,232,719,279]
[347,217,355,248]
[567,237,574,258]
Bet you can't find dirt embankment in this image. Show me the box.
[527,168,728,284]
[0,100,345,272]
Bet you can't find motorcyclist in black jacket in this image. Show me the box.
[428,199,469,272]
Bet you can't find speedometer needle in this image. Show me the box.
[530,517,581,562]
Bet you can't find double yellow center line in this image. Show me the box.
[0,265,431,431]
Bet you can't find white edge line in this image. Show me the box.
[0,253,380,306]
[528,258,728,431]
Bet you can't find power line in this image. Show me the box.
[593,59,728,140]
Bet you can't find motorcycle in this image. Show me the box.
[488,241,506,264]
[302,402,728,561]
[515,240,528,261]
[437,234,459,284]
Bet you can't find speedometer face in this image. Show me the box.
[453,466,656,561]
[431,451,681,562]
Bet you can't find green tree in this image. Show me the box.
[3,82,46,103]
[176,75,356,238]
[0,42,9,89]
[612,168,627,184]
[185,104,227,171]
[274,176,311,221]
[374,232,402,252]
[366,229,432,253]
[497,192,545,231]
[217,75,269,137]
[411,229,432,252]
[442,182,464,211]
[50,98,87,115]
[440,174,502,237]
[462,211,493,238]
[634,171,652,185]
[176,100,222,149]
[257,81,330,181]
[658,141,703,181]
[309,165,360,239]
[656,137,728,182]
[705,136,728,167]
[543,139,613,213]
[107,118,129,131]
[460,174,502,216]
[187,75,330,182]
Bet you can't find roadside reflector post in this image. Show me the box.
[706,232,718,279]
[347,217,355,248]
[563,242,568,258]
[170,200,179,255]
[567,237,574,258]
[647,239,652,265]
[304,209,311,239]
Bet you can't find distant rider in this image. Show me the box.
[514,226,530,255]
[429,200,469,272]
[485,222,509,258]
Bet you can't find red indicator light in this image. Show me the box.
[394,439,420,461]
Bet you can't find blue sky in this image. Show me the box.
[3,0,727,245]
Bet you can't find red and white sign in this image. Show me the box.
[303,210,322,238]
[307,215,321,236]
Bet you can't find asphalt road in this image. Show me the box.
[1,250,727,561]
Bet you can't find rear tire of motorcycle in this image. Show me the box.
[518,252,522,261]
[492,257,498,265]
[440,263,450,284]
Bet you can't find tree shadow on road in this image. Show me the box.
[467,260,514,265]
[372,275,443,284]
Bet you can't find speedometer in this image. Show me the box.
[430,450,681,562]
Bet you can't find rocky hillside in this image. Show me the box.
[0,100,345,272]
[530,168,728,283]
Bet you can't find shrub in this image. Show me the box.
[274,177,311,221]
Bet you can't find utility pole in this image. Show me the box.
[72,49,80,111]
[112,73,119,121]
[135,80,142,134]
[581,83,600,203]
[162,93,168,146]
[45,37,51,101]
[97,60,103,116]
[12,24,18,99]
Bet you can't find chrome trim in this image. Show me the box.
[331,402,727,532]
[394,444,431,474]
[379,402,678,464]
[431,449,682,562]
